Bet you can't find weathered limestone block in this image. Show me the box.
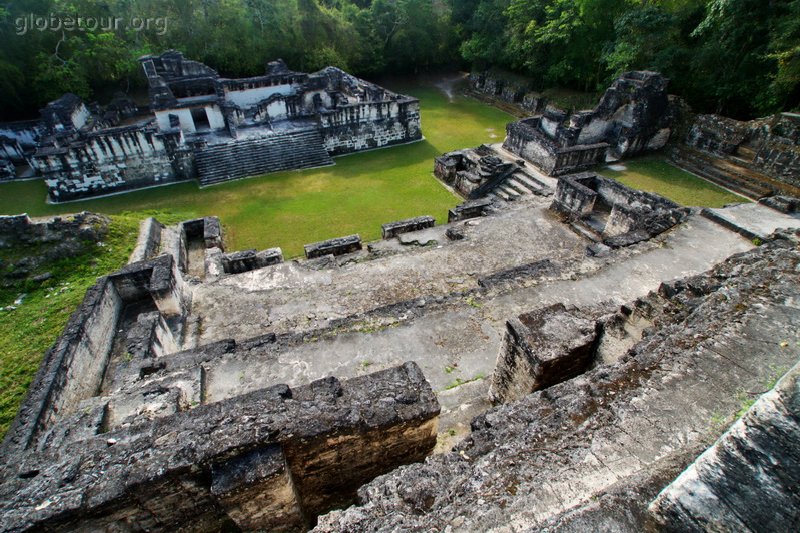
[212,445,307,531]
[128,217,164,263]
[448,198,492,223]
[304,234,362,259]
[550,173,597,215]
[203,216,223,250]
[204,246,224,279]
[489,303,599,403]
[760,195,800,214]
[221,248,283,274]
[649,360,800,532]
[382,216,435,239]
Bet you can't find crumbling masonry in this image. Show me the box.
[0,51,421,201]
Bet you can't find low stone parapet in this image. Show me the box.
[221,248,283,274]
[381,216,435,239]
[304,234,362,259]
[448,198,492,222]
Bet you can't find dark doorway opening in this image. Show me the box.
[191,108,211,132]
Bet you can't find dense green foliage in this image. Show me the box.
[458,0,800,118]
[0,0,797,119]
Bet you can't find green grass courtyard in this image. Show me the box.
[0,85,512,258]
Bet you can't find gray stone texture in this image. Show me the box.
[313,233,800,532]
[304,234,362,258]
[489,303,599,403]
[504,71,675,176]
[0,362,439,532]
[382,215,435,239]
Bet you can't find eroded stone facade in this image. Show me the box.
[0,51,421,201]
[503,71,675,176]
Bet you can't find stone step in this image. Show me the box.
[672,155,766,200]
[195,129,333,186]
[674,147,776,190]
[495,189,512,201]
[513,173,547,193]
[504,179,530,196]
[670,148,773,200]
[499,185,520,199]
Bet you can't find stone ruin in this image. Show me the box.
[0,50,421,201]
[502,71,675,176]
[549,171,689,250]
[314,232,800,532]
[672,111,800,200]
[468,69,548,114]
[3,69,800,531]
[434,143,553,201]
[2,175,800,530]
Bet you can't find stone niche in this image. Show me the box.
[489,303,599,404]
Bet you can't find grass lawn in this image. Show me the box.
[601,156,747,208]
[0,85,512,258]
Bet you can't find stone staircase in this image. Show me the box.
[488,171,552,202]
[670,145,776,200]
[194,129,333,186]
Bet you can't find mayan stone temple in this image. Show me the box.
[1,39,800,533]
[0,50,421,202]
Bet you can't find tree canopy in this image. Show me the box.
[0,0,797,120]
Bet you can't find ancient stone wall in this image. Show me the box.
[684,112,800,190]
[0,362,439,532]
[504,72,675,176]
[320,99,421,155]
[312,233,800,533]
[468,70,546,114]
[0,212,108,250]
[36,126,194,202]
[0,255,188,459]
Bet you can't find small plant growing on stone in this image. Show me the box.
[752,237,763,246]
[444,365,456,374]
[447,428,457,437]
[465,296,482,308]
[122,352,134,363]
[361,360,373,368]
